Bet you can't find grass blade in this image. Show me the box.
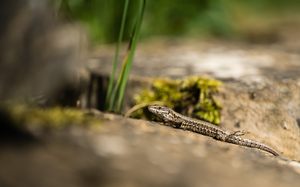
[115,0,146,111]
[105,0,130,111]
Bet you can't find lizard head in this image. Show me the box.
[148,105,178,123]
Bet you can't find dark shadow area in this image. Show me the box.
[0,109,37,144]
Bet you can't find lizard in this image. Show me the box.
[148,105,279,156]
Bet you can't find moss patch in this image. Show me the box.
[133,76,222,125]
[7,105,102,130]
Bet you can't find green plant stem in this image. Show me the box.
[105,0,129,111]
[115,0,146,112]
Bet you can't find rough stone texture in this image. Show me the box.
[1,113,300,187]
[90,39,300,160]
[64,38,300,186]
[220,78,300,160]
[2,37,300,186]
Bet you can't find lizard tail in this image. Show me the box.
[225,135,279,156]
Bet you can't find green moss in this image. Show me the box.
[133,76,222,125]
[7,105,102,129]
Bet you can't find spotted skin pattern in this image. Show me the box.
[148,105,279,156]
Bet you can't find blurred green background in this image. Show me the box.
[59,0,300,43]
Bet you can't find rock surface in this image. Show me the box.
[1,112,300,187]
[2,39,300,187]
[91,39,300,159]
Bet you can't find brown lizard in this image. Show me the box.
[148,105,279,156]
